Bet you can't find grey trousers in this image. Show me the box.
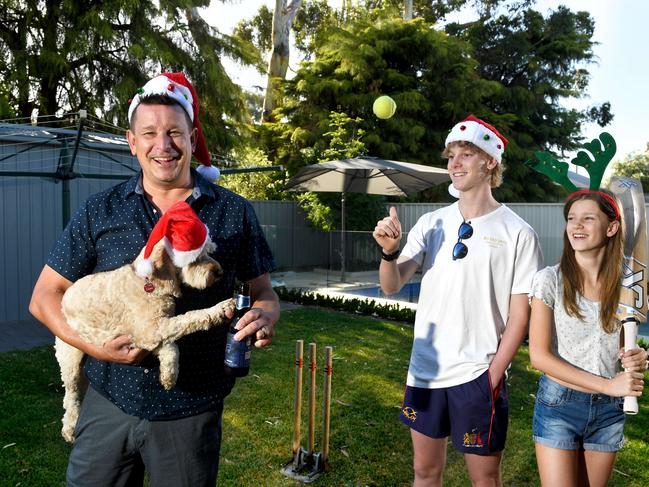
[66,387,223,487]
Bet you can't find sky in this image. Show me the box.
[201,0,649,160]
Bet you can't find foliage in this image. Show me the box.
[276,287,416,323]
[264,15,489,206]
[2,312,648,486]
[257,2,605,203]
[233,4,274,53]
[0,0,259,153]
[611,143,649,194]
[218,146,286,200]
[447,5,607,201]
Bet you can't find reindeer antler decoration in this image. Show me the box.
[525,132,617,191]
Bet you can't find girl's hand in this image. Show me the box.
[606,370,645,397]
[620,347,649,372]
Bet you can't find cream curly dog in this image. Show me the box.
[56,203,235,442]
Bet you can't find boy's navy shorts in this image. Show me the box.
[399,370,508,455]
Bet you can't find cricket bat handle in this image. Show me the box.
[623,319,639,415]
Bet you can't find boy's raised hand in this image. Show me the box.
[373,206,402,253]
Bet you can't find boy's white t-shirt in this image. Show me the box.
[401,202,543,389]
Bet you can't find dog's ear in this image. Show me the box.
[148,240,169,270]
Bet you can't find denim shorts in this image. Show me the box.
[533,375,625,452]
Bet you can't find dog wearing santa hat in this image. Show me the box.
[56,201,235,443]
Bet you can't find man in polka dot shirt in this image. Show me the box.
[29,73,280,486]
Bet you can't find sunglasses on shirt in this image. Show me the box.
[452,221,473,260]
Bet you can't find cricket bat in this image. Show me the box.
[608,176,648,414]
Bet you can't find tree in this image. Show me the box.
[446,4,608,201]
[266,3,605,201]
[611,143,649,194]
[262,0,302,122]
[263,15,495,204]
[0,0,259,153]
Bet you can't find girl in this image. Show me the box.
[529,189,647,486]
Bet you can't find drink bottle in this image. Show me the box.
[224,283,252,376]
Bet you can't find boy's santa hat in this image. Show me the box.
[135,201,210,278]
[445,114,509,163]
[128,72,220,181]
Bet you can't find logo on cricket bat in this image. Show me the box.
[621,261,646,311]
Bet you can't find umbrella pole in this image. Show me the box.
[341,192,345,282]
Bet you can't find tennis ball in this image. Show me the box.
[373,95,397,119]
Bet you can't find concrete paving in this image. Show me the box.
[0,319,55,353]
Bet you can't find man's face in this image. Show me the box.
[446,143,495,193]
[126,103,196,189]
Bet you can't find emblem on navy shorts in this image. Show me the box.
[463,428,483,447]
[402,406,417,422]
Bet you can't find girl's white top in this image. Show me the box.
[529,265,620,379]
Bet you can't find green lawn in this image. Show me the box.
[1,307,648,486]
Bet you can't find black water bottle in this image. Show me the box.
[224,283,252,377]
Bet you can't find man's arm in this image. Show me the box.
[29,265,145,363]
[488,293,530,390]
[232,272,280,348]
[373,206,419,294]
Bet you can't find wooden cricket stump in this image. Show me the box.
[281,341,333,483]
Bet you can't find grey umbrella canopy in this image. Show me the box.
[284,157,450,196]
[284,157,450,281]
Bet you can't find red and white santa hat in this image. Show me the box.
[128,72,220,181]
[135,201,210,277]
[445,114,509,163]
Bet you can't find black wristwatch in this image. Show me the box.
[380,249,400,261]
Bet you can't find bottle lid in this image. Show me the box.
[239,282,250,296]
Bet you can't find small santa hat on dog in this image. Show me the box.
[135,201,210,278]
[128,72,220,181]
[445,114,509,163]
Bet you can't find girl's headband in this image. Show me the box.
[568,189,621,221]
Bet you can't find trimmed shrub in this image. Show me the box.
[276,287,415,324]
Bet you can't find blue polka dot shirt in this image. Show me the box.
[47,170,276,420]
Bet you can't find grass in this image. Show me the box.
[1,307,648,486]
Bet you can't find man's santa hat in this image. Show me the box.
[445,114,509,163]
[128,72,220,181]
[135,201,210,278]
[445,114,509,198]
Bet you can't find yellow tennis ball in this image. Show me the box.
[373,95,397,119]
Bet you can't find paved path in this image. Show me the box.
[0,319,55,353]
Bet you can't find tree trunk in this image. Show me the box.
[404,0,413,20]
[261,0,301,123]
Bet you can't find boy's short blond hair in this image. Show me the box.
[442,141,504,188]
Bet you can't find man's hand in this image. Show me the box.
[373,206,402,253]
[96,335,149,364]
[231,308,276,348]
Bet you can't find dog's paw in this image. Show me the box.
[62,425,75,443]
[160,376,176,390]
[212,298,236,324]
[159,369,178,390]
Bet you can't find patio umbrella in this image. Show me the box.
[284,156,450,281]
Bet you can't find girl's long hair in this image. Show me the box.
[559,189,624,333]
